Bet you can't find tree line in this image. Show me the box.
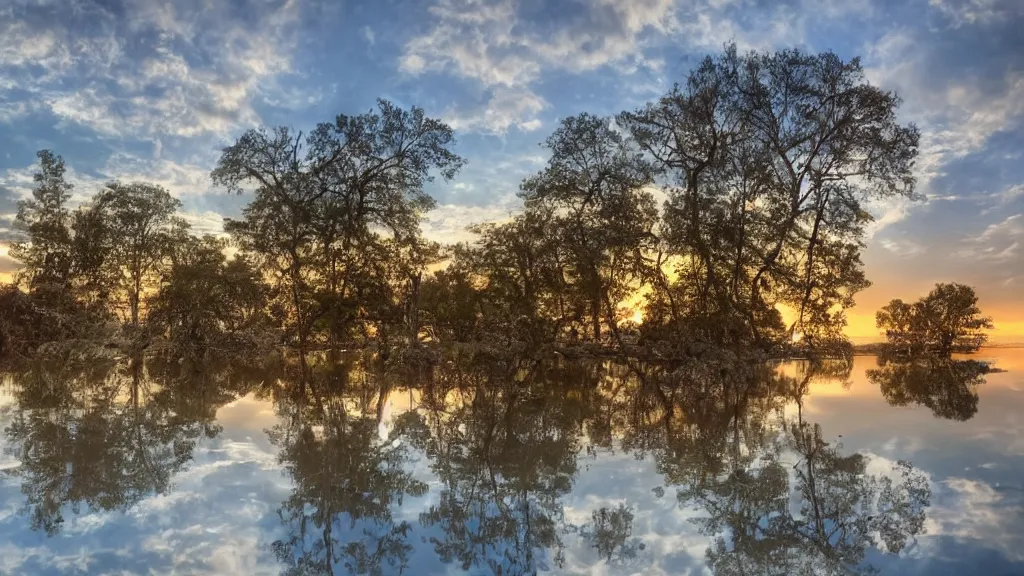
[0,45,992,365]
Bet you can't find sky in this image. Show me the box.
[0,0,1022,341]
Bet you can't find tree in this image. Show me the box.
[621,46,919,353]
[1,151,115,355]
[520,113,657,342]
[147,234,272,358]
[418,254,482,343]
[457,209,573,347]
[213,100,465,352]
[876,283,993,354]
[94,182,181,327]
[8,150,74,291]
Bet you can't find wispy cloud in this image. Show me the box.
[959,213,1023,262]
[400,0,678,133]
[0,0,307,139]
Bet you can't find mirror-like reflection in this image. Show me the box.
[1,345,1018,575]
[2,350,236,535]
[867,352,992,422]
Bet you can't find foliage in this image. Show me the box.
[94,182,181,327]
[0,46,936,366]
[213,100,465,353]
[876,283,993,354]
[8,150,75,291]
[620,46,917,355]
[147,234,275,358]
[867,354,991,421]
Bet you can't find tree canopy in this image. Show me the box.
[0,45,935,369]
[876,283,993,355]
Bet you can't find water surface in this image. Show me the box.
[1,349,1022,575]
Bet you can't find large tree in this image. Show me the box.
[8,150,75,291]
[94,182,181,327]
[520,113,657,342]
[621,46,919,353]
[213,100,465,351]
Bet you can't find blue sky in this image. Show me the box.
[0,0,1022,337]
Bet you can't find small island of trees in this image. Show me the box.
[0,45,994,374]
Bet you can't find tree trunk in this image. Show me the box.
[131,273,142,327]
[407,272,421,346]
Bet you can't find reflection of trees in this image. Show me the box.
[867,355,990,421]
[692,401,930,576]
[398,356,590,575]
[616,361,931,576]
[269,366,427,576]
[581,503,644,563]
[2,351,237,534]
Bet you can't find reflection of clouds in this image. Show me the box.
[790,351,1024,571]
[923,476,1024,563]
[1,352,1023,574]
[560,448,707,575]
[0,433,291,575]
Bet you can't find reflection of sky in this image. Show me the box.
[1,350,1022,575]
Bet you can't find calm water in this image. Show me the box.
[1,349,1022,575]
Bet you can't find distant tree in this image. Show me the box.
[876,283,992,354]
[94,182,181,327]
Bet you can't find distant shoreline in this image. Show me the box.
[851,342,1024,355]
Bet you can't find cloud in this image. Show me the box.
[0,159,107,205]
[923,476,1024,563]
[0,254,17,274]
[928,0,1022,28]
[959,214,1023,262]
[97,153,214,198]
[443,86,548,134]
[0,0,308,139]
[864,12,1024,193]
[879,237,926,258]
[400,0,678,133]
[421,195,520,243]
[176,210,229,237]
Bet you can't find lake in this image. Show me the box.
[1,348,1022,575]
